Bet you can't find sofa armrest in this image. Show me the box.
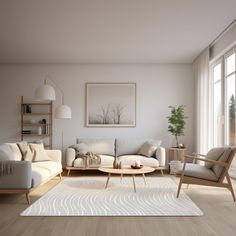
[46,150,62,163]
[156,146,166,167]
[0,161,32,189]
[66,148,76,167]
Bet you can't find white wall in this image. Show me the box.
[0,64,194,154]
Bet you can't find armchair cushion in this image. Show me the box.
[205,148,225,168]
[212,147,232,178]
[181,163,218,181]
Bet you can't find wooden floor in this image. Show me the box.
[1,171,236,236]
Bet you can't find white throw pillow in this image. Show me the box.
[7,143,22,161]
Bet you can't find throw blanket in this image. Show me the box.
[0,161,13,177]
[75,152,101,168]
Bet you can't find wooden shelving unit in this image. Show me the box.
[21,96,53,149]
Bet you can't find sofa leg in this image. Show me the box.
[59,173,62,180]
[67,169,71,176]
[160,169,164,176]
[26,193,30,204]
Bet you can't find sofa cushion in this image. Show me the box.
[116,139,161,156]
[118,155,159,168]
[31,161,62,187]
[77,138,115,156]
[7,143,22,161]
[100,155,115,166]
[181,163,218,181]
[0,144,14,161]
[73,155,115,168]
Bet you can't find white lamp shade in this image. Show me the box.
[55,105,72,119]
[35,84,56,101]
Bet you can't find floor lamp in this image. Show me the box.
[34,75,72,151]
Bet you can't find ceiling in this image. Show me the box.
[0,0,236,64]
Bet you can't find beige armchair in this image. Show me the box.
[177,147,236,201]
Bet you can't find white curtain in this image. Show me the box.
[193,47,210,155]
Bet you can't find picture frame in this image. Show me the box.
[86,83,136,127]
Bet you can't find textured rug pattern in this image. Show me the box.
[21,177,203,216]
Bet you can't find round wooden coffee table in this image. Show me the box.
[98,166,155,192]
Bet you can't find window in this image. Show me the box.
[210,47,236,147]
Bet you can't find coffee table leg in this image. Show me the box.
[132,175,136,192]
[120,173,123,182]
[105,173,111,189]
[142,173,147,185]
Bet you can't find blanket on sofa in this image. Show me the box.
[75,152,101,168]
[0,161,13,177]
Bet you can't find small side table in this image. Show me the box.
[168,148,186,162]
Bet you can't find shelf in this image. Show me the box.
[22,103,51,105]
[21,96,53,149]
[23,123,52,126]
[21,134,50,137]
[22,113,52,115]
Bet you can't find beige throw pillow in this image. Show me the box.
[138,140,160,157]
[29,143,51,162]
[17,143,34,161]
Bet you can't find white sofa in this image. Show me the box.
[0,143,62,204]
[66,138,166,175]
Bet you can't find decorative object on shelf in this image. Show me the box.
[38,126,42,135]
[29,119,36,124]
[86,83,136,127]
[167,105,187,148]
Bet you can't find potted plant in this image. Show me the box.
[167,105,187,148]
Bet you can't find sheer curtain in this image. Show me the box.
[193,47,210,155]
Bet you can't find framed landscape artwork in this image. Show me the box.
[86,83,136,127]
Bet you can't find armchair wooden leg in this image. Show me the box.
[67,169,71,176]
[160,169,164,176]
[226,173,236,202]
[26,193,30,204]
[59,173,62,180]
[177,161,187,198]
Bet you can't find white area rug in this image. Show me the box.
[21,177,203,216]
